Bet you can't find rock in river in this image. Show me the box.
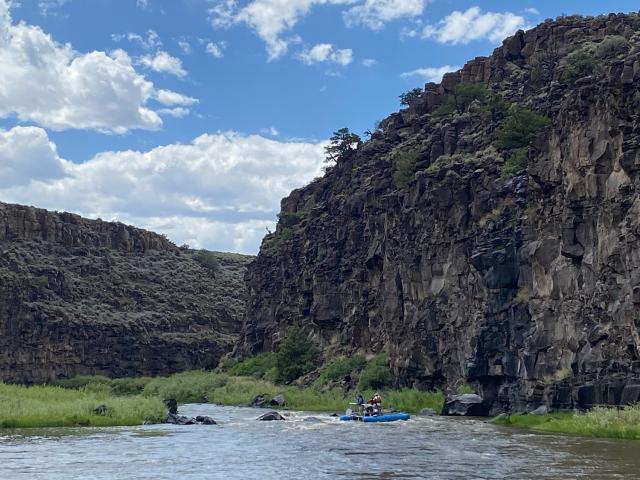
[441,394,490,417]
[257,411,286,421]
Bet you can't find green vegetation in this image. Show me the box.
[434,83,486,116]
[52,375,152,396]
[0,382,165,428]
[314,355,367,386]
[399,88,423,106]
[357,354,392,390]
[324,128,361,163]
[228,352,277,380]
[493,404,640,440]
[495,106,548,150]
[500,148,528,177]
[275,324,319,383]
[194,249,221,274]
[393,150,419,188]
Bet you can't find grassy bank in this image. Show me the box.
[0,382,166,428]
[52,370,444,414]
[492,404,640,440]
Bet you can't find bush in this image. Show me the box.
[324,128,361,163]
[434,83,486,116]
[228,352,277,379]
[358,354,392,390]
[143,370,229,403]
[275,325,319,383]
[495,106,547,150]
[596,35,629,58]
[194,250,220,274]
[393,150,418,188]
[399,88,423,106]
[562,46,600,83]
[316,355,367,386]
[500,148,528,177]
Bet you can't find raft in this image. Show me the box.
[339,412,410,422]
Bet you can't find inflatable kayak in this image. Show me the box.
[339,412,410,422]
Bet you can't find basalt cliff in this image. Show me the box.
[241,13,640,412]
[0,202,250,383]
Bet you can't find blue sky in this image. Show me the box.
[0,0,638,253]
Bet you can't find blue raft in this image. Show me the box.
[339,412,410,422]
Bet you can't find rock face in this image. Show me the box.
[441,394,491,417]
[0,202,251,383]
[241,14,640,413]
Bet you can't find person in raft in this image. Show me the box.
[356,394,364,405]
[370,393,383,414]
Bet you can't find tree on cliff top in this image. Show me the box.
[324,128,361,163]
[399,88,423,106]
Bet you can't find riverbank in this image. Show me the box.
[492,405,640,440]
[53,370,445,414]
[0,383,166,428]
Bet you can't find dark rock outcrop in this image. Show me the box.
[256,411,286,421]
[441,394,491,417]
[0,202,252,383]
[240,13,640,413]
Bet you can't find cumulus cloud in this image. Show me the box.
[155,89,198,106]
[206,41,226,58]
[298,43,353,66]
[401,65,461,83]
[344,0,426,30]
[139,50,187,77]
[0,1,194,133]
[422,7,527,44]
[0,126,326,253]
[210,0,416,60]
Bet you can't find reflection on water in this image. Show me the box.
[0,404,638,479]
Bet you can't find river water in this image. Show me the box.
[0,404,638,479]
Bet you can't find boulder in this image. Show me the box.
[195,415,217,425]
[165,413,197,425]
[269,394,285,407]
[418,408,437,416]
[249,395,267,408]
[441,394,491,416]
[529,405,549,415]
[257,411,286,421]
[166,398,178,415]
[93,404,109,416]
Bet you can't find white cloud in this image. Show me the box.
[401,64,461,83]
[0,2,196,133]
[206,41,226,58]
[361,58,377,67]
[112,30,162,51]
[157,107,190,118]
[178,39,192,54]
[155,89,198,106]
[298,43,353,66]
[0,126,67,187]
[0,126,326,254]
[209,0,239,28]
[524,7,539,15]
[344,0,426,30]
[139,50,187,77]
[136,0,149,9]
[260,126,279,136]
[422,7,527,44]
[38,0,69,16]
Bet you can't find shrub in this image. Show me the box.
[275,325,319,383]
[393,150,418,188]
[562,46,600,83]
[434,83,486,116]
[194,250,220,274]
[358,354,392,390]
[399,88,423,106]
[500,148,528,177]
[495,106,547,150]
[324,128,361,163]
[228,352,277,379]
[596,35,629,58]
[316,355,367,386]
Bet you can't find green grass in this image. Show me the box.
[492,404,640,440]
[0,383,166,429]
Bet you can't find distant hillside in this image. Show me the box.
[0,202,252,383]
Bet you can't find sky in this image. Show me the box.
[0,0,638,254]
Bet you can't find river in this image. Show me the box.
[0,404,638,479]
